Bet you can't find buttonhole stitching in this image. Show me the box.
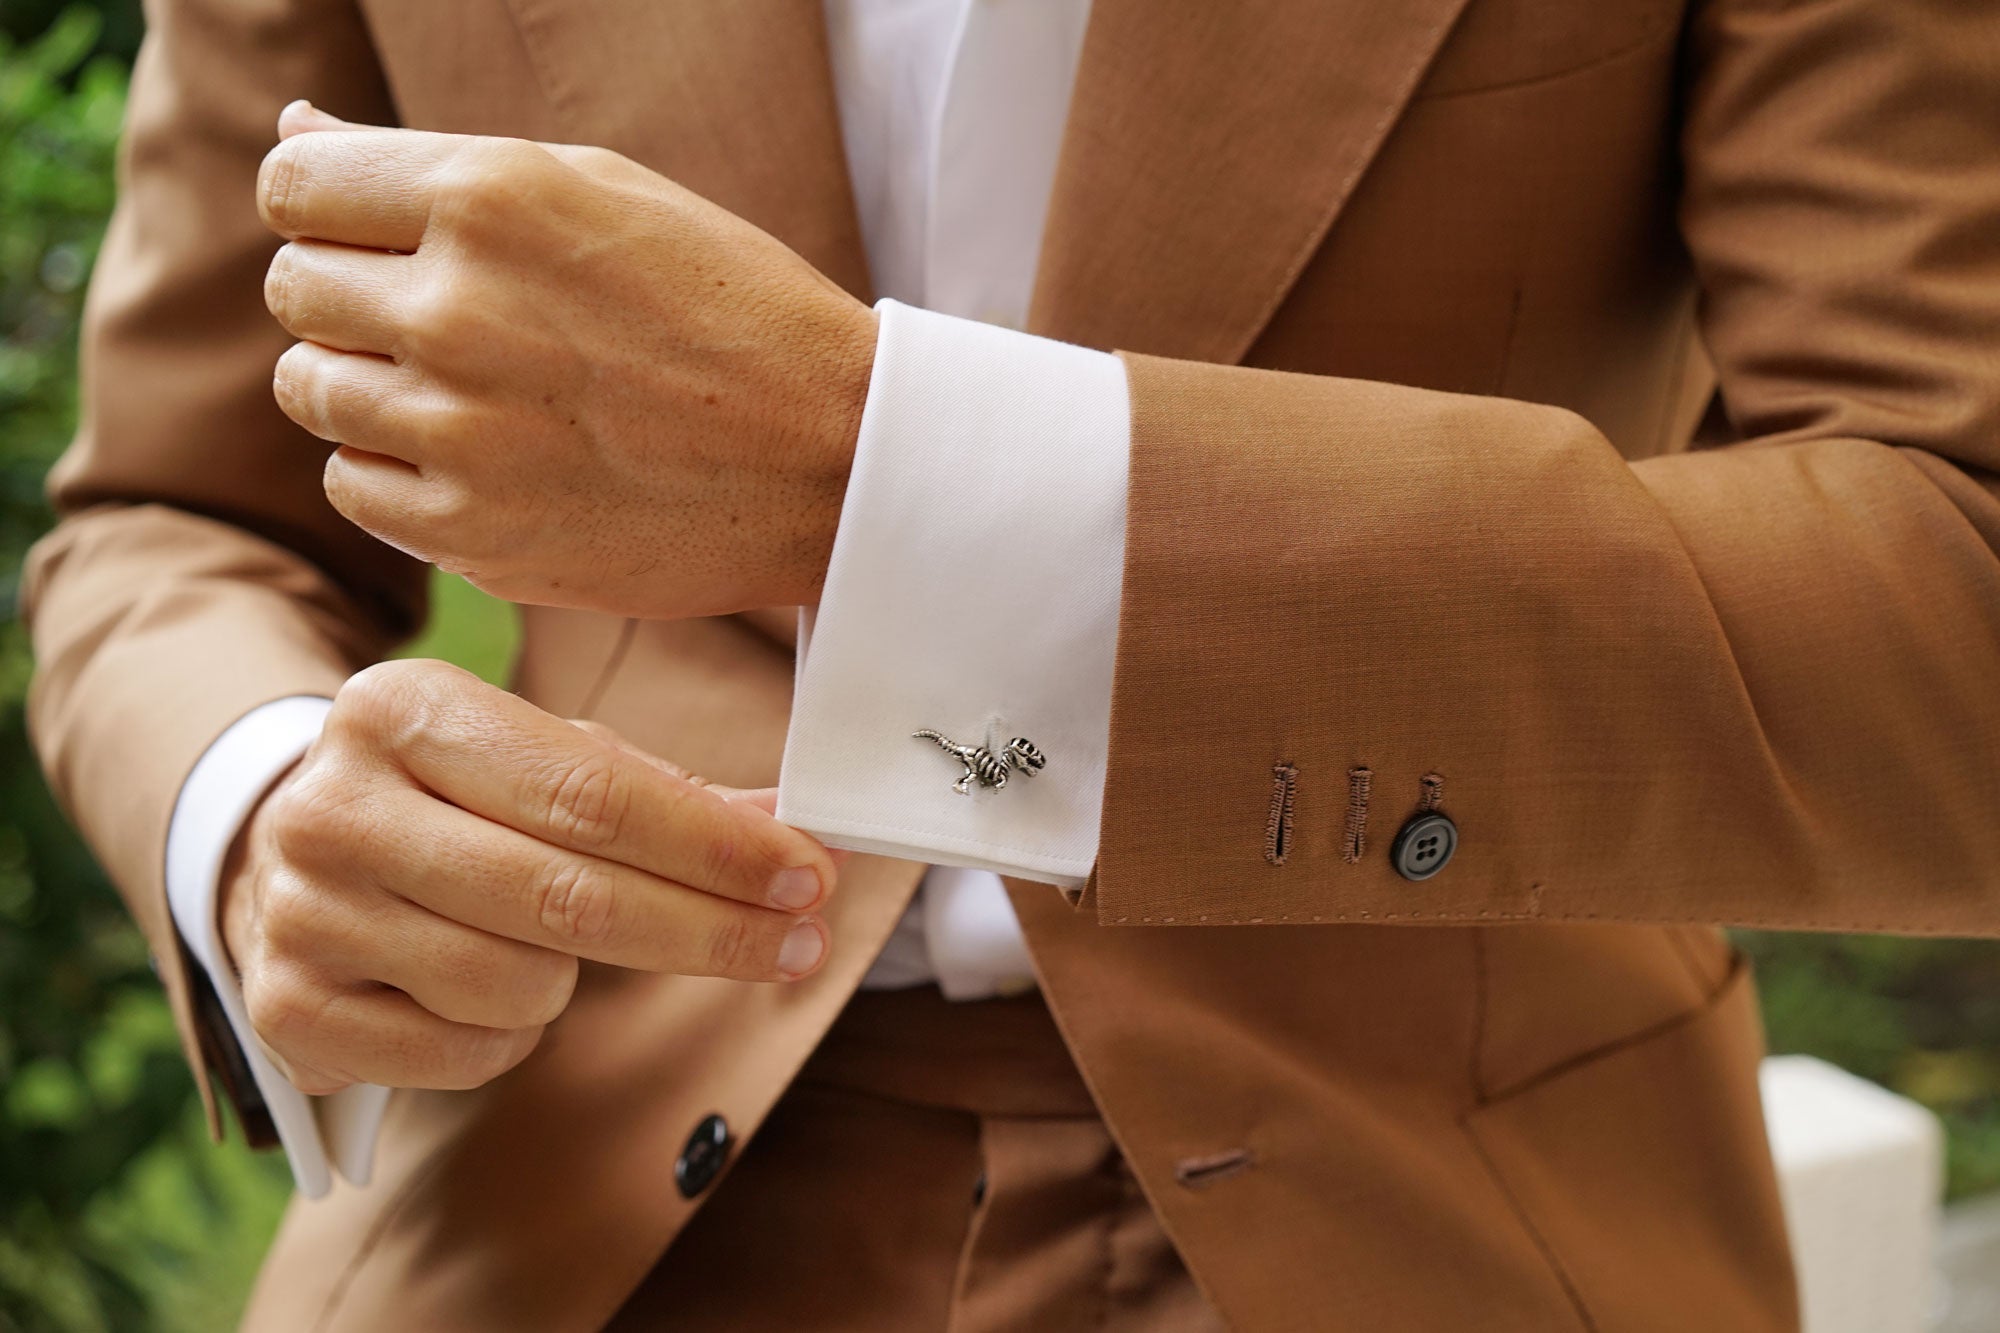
[1265,763,1298,866]
[1343,766,1373,864]
[1419,771,1446,813]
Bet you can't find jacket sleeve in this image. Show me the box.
[22,0,420,1142]
[1090,0,2000,933]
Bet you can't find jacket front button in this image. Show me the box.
[1391,813,1457,881]
[675,1113,731,1198]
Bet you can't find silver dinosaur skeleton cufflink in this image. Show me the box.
[913,729,1047,795]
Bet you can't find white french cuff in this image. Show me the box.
[778,299,1131,888]
[163,694,390,1199]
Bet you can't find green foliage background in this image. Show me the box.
[0,5,1993,1330]
[0,9,513,1330]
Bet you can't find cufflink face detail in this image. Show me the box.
[913,729,1045,795]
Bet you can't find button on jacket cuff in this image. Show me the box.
[778,299,1131,888]
[164,694,390,1199]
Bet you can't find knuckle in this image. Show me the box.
[544,754,628,849]
[575,145,621,171]
[725,832,793,902]
[253,871,324,953]
[421,931,491,1007]
[272,343,325,431]
[443,1025,539,1091]
[322,454,433,557]
[271,338,309,398]
[433,138,553,234]
[258,143,307,232]
[286,1065,352,1097]
[477,137,565,194]
[337,658,419,719]
[694,820,743,887]
[703,913,760,978]
[403,275,471,359]
[319,449,375,527]
[524,956,579,1025]
[244,966,331,1052]
[335,659,460,751]
[687,803,779,900]
[266,775,363,867]
[411,472,480,539]
[488,953,576,1028]
[537,858,616,947]
[403,393,471,455]
[263,245,299,324]
[484,136,556,176]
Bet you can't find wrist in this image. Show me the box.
[790,299,877,605]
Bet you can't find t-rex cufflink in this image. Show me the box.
[912,729,1047,795]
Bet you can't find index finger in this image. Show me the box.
[339,664,836,913]
[258,122,463,251]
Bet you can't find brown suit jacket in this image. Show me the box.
[27,0,2000,1327]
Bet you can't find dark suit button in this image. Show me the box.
[675,1113,731,1198]
[1391,813,1457,881]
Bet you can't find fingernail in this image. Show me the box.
[778,921,825,977]
[767,866,822,911]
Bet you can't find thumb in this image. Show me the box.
[277,99,357,140]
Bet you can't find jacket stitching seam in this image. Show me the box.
[1413,14,1680,105]
[1099,903,1971,933]
[1480,960,1742,1105]
[1460,1118,1601,1332]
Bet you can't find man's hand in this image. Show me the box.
[219,659,837,1095]
[257,102,877,620]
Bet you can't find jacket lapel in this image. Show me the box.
[497,0,873,300]
[1029,0,1475,363]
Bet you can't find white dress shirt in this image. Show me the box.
[165,0,1127,1196]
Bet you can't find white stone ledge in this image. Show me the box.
[1761,1055,1945,1333]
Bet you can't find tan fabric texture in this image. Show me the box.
[27,0,2000,1327]
[601,986,1225,1332]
